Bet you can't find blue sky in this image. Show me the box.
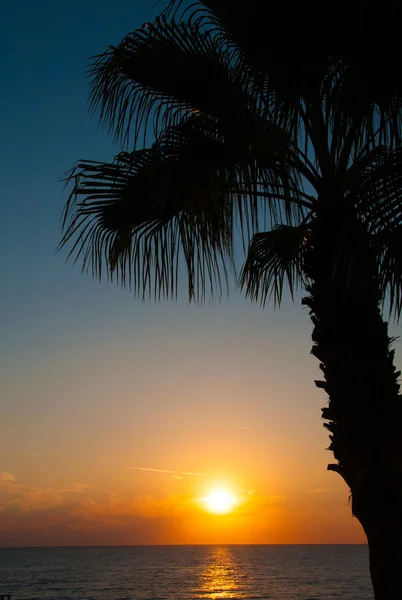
[0,0,400,546]
[0,0,308,434]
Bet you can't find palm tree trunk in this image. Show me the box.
[303,199,402,599]
[361,515,402,600]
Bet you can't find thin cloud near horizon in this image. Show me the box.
[131,467,208,477]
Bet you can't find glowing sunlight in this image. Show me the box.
[203,489,236,514]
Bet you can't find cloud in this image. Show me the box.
[131,467,176,474]
[0,476,95,515]
[0,473,205,547]
[131,466,207,477]
[0,472,15,482]
[54,483,92,493]
[0,474,365,546]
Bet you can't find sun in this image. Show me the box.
[203,489,236,514]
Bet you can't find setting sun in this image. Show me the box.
[203,489,236,514]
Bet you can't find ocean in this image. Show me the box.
[0,545,373,600]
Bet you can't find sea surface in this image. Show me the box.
[0,545,373,600]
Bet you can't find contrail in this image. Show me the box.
[132,467,176,474]
[131,467,207,477]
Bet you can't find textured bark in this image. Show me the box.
[303,196,402,599]
[359,505,402,599]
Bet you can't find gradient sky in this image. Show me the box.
[1,0,400,547]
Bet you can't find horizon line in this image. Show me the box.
[0,542,368,549]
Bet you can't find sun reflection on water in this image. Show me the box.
[197,546,243,599]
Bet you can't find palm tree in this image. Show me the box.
[60,1,402,597]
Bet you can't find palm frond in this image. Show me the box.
[352,147,402,233]
[60,154,233,301]
[60,114,305,300]
[240,223,310,307]
[88,16,250,146]
[372,226,402,321]
[62,0,402,308]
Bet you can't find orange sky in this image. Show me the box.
[1,292,371,547]
[0,467,365,546]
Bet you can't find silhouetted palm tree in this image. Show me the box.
[60,2,402,597]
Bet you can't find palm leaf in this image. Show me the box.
[352,147,402,233]
[60,152,233,301]
[62,0,402,308]
[89,16,251,146]
[60,114,307,300]
[240,223,310,306]
[372,226,402,319]
[162,1,402,158]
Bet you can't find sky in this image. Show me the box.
[1,0,400,547]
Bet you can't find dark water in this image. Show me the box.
[0,545,373,600]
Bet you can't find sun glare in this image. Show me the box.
[203,489,236,514]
